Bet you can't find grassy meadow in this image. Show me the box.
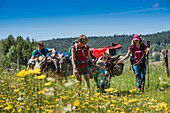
[0,60,170,113]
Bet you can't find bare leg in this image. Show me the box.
[76,73,82,86]
[84,74,90,91]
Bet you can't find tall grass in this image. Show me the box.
[0,61,170,113]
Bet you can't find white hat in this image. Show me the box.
[28,59,35,64]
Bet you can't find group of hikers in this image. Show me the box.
[28,34,149,93]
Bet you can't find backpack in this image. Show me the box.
[71,43,88,56]
[130,43,146,65]
[72,43,92,67]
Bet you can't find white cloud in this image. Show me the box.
[152,3,160,8]
[104,8,168,15]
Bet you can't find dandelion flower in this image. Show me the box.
[3,105,12,110]
[34,74,46,80]
[104,88,114,92]
[17,70,26,77]
[94,92,100,97]
[73,100,80,107]
[44,82,52,86]
[14,89,20,93]
[38,89,45,94]
[29,68,41,74]
[81,105,85,109]
[110,104,115,107]
[18,108,22,112]
[128,99,138,103]
[159,102,167,109]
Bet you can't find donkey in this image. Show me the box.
[98,53,124,88]
[40,56,70,81]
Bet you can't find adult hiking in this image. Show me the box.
[29,41,56,68]
[118,34,149,92]
[71,35,94,92]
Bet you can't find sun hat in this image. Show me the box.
[133,34,141,41]
[38,41,44,46]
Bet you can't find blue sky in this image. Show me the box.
[0,0,170,41]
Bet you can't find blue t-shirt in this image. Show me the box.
[32,48,49,57]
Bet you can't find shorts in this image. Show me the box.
[77,66,90,75]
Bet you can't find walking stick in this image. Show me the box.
[147,41,150,88]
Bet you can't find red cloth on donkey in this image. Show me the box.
[89,43,122,58]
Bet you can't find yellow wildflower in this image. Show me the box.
[0,105,4,108]
[38,89,45,94]
[94,92,100,97]
[73,100,80,107]
[45,109,53,113]
[11,85,16,89]
[60,96,68,100]
[103,95,109,99]
[135,107,140,112]
[28,68,41,74]
[123,97,127,102]
[104,88,114,92]
[159,102,167,109]
[142,104,146,108]
[44,82,52,86]
[149,99,157,103]
[34,74,46,80]
[107,110,111,113]
[129,89,136,93]
[26,107,30,111]
[17,70,26,77]
[128,99,138,103]
[18,108,22,112]
[3,105,12,110]
[90,98,95,101]
[110,104,115,107]
[81,105,85,108]
[114,90,118,93]
[115,108,122,111]
[14,89,20,93]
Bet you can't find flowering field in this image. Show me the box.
[0,63,170,113]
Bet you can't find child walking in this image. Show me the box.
[93,60,107,92]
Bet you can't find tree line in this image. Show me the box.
[0,31,170,69]
[0,35,37,69]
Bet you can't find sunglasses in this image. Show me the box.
[80,38,88,43]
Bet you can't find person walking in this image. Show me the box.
[119,34,149,92]
[71,35,94,92]
[93,60,107,92]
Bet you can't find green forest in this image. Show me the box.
[0,31,170,69]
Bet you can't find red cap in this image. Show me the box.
[133,34,140,41]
